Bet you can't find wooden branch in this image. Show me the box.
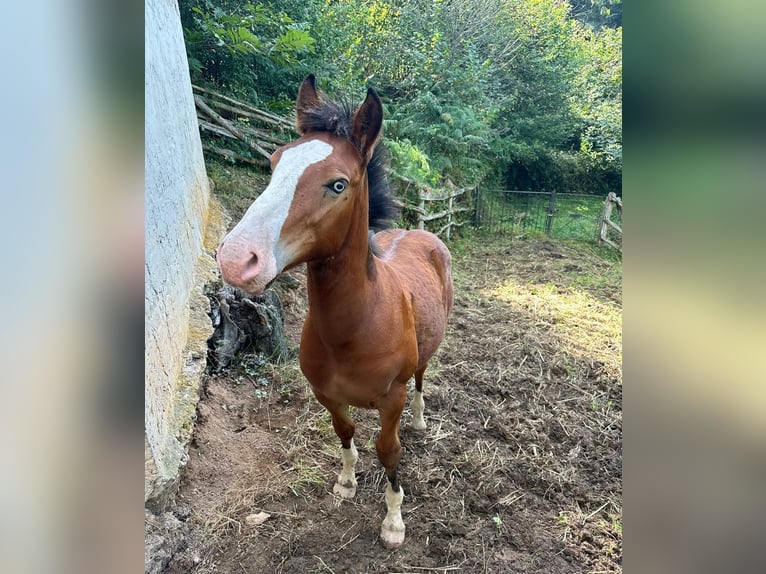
[599,193,622,251]
[204,100,296,144]
[605,218,622,234]
[402,202,426,217]
[205,100,282,125]
[387,171,433,195]
[422,206,470,222]
[388,171,474,202]
[195,95,271,160]
[192,84,294,130]
[198,120,237,139]
[600,235,622,252]
[436,220,465,237]
[233,124,284,149]
[199,121,280,160]
[392,199,426,216]
[388,171,416,185]
[422,187,469,202]
[236,125,289,147]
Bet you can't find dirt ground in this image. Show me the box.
[161,234,622,574]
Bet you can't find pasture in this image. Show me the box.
[162,219,622,573]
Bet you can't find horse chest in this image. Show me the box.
[299,333,415,407]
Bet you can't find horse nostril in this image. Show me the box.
[240,251,261,282]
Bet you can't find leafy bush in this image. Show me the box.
[180,0,621,197]
[179,0,316,102]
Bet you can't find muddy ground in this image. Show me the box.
[158,234,622,574]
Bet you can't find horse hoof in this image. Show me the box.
[333,481,356,499]
[380,524,405,549]
[411,418,426,430]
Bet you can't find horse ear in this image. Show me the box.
[296,74,319,134]
[352,87,383,161]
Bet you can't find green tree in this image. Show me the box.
[569,0,622,29]
[179,0,622,195]
[179,0,317,102]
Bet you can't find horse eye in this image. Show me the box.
[331,180,347,193]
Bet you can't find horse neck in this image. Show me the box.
[306,176,378,328]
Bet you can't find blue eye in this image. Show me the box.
[331,180,347,193]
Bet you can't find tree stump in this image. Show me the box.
[207,283,290,371]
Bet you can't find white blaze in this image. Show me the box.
[228,139,333,270]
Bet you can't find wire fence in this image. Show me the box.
[472,189,619,243]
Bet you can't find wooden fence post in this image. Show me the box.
[545,190,556,236]
[383,172,472,240]
[599,192,622,251]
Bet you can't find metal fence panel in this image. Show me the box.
[472,189,618,243]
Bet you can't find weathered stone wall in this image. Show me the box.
[145,0,221,510]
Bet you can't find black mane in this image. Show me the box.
[297,91,399,231]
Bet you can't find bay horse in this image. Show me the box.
[217,75,453,548]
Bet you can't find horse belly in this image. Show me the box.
[415,315,448,370]
[319,360,410,408]
[300,339,415,409]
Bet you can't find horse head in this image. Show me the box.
[217,75,383,295]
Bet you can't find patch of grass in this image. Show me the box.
[485,278,622,381]
[550,195,611,241]
[203,478,277,537]
[207,157,271,219]
[288,459,326,495]
[258,360,305,390]
[473,191,613,244]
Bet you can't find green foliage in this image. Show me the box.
[574,25,622,167]
[569,0,622,29]
[179,0,317,102]
[180,0,621,196]
[385,139,435,184]
[484,0,621,193]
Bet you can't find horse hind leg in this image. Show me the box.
[410,365,427,430]
[314,393,358,499]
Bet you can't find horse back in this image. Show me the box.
[374,229,453,368]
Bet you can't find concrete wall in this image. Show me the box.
[145,0,221,510]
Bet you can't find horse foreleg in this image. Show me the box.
[410,365,427,430]
[334,437,358,499]
[376,385,407,549]
[314,393,358,499]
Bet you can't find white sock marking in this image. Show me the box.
[333,440,358,499]
[380,482,405,548]
[411,390,426,430]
